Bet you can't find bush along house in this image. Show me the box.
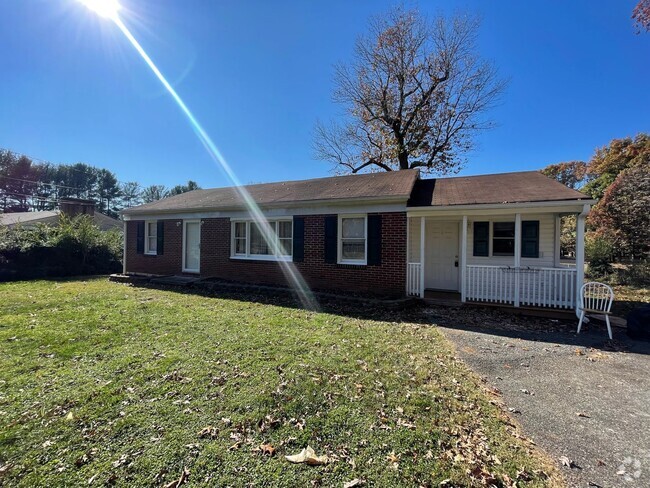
[120,169,595,313]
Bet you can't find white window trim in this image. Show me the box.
[182,219,201,273]
[230,218,293,262]
[144,220,157,255]
[338,214,367,265]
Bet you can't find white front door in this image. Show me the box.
[425,221,459,291]
[183,220,201,273]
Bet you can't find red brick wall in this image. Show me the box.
[125,220,183,276]
[125,212,407,296]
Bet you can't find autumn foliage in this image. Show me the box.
[588,165,650,259]
[633,0,650,32]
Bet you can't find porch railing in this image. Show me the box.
[465,265,577,309]
[406,262,421,296]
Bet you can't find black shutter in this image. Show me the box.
[367,214,382,265]
[324,215,337,264]
[521,220,539,258]
[293,217,305,262]
[156,220,165,255]
[473,221,489,256]
[136,221,144,254]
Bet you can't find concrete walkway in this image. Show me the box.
[432,309,650,488]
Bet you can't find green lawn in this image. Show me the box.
[0,278,558,487]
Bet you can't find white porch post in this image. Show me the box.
[420,216,426,298]
[575,206,588,316]
[460,215,468,302]
[554,214,562,268]
[514,213,521,307]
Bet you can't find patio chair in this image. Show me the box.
[577,282,615,340]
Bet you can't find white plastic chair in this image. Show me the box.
[577,282,615,340]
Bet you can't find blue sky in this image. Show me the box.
[0,0,648,189]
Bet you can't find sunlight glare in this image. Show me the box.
[81,5,320,311]
[79,0,121,19]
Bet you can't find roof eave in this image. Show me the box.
[407,198,597,212]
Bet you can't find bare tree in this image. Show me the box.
[141,185,168,203]
[315,8,505,175]
[633,0,650,32]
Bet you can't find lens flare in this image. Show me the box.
[79,0,121,19]
[83,6,319,310]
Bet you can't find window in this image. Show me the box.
[473,222,489,257]
[145,221,157,255]
[231,219,293,260]
[339,215,367,264]
[234,222,247,255]
[278,221,293,256]
[492,222,515,256]
[473,220,541,258]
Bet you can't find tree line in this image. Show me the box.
[0,150,200,218]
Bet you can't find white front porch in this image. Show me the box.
[406,205,588,311]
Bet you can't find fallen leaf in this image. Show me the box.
[198,426,218,438]
[559,456,576,468]
[260,443,276,456]
[285,446,328,465]
[343,479,365,488]
[164,466,189,488]
[576,412,591,418]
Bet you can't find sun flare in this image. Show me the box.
[78,0,121,19]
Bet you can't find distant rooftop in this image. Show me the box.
[0,210,121,231]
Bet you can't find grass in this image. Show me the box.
[0,278,559,487]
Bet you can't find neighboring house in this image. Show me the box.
[0,198,122,232]
[120,170,595,312]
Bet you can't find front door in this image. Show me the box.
[183,220,201,273]
[425,221,459,291]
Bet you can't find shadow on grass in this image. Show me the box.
[106,276,650,356]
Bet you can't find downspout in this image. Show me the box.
[122,220,127,275]
[574,204,590,318]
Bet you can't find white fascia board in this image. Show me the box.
[406,200,596,218]
[122,200,408,221]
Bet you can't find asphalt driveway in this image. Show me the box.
[427,306,650,488]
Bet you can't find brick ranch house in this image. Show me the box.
[121,169,595,313]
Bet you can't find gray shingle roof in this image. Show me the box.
[408,171,590,206]
[122,169,420,215]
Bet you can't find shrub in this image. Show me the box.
[612,260,650,287]
[586,235,614,278]
[0,215,122,281]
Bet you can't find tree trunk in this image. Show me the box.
[398,151,409,170]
